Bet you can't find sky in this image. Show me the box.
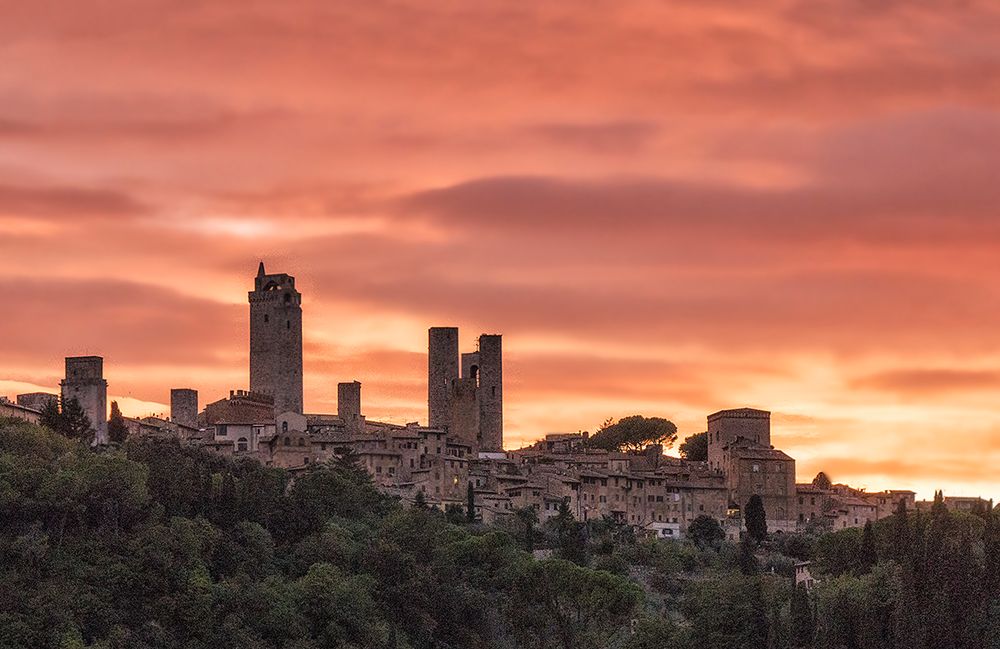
[1,0,1000,501]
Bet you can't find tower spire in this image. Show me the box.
[257,261,266,277]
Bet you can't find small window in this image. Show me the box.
[284,438,290,446]
[286,320,291,330]
[264,314,269,323]
[237,437,248,452]
[282,421,288,433]
[298,438,304,447]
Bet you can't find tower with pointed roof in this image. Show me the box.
[249,262,303,414]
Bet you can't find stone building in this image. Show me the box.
[0,397,42,424]
[16,392,59,412]
[249,262,303,415]
[60,356,108,445]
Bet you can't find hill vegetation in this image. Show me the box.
[1,417,998,649]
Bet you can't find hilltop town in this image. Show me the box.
[1,264,991,539]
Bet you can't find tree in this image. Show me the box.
[59,397,93,443]
[587,415,678,453]
[679,431,708,461]
[688,514,725,549]
[738,537,759,575]
[466,481,476,523]
[932,489,948,517]
[858,521,877,573]
[812,472,832,490]
[745,495,767,544]
[789,585,815,648]
[107,401,129,444]
[513,506,539,552]
[38,399,62,432]
[413,489,427,509]
[549,499,588,565]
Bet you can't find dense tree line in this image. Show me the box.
[1,417,998,649]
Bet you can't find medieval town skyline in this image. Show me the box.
[3,3,1000,503]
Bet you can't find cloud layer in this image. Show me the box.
[2,0,999,499]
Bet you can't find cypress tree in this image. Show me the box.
[739,536,759,576]
[790,585,814,648]
[859,521,877,573]
[746,495,768,544]
[59,397,93,443]
[466,481,476,523]
[107,401,128,444]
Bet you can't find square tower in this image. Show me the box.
[170,388,199,428]
[60,356,108,445]
[476,334,503,452]
[249,262,304,415]
[338,381,365,435]
[707,408,771,472]
[428,327,459,429]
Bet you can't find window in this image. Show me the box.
[282,421,288,433]
[284,437,290,446]
[376,466,382,474]
[237,437,248,452]
[298,438,305,447]
[304,457,310,464]
[752,464,760,472]
[286,320,290,330]
[264,314,269,323]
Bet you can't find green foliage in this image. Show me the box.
[587,415,678,452]
[678,431,708,461]
[107,402,128,445]
[687,514,725,549]
[4,418,998,649]
[812,472,832,490]
[38,397,94,443]
[789,585,814,648]
[746,494,768,544]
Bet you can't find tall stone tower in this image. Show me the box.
[477,334,503,451]
[170,388,199,428]
[60,356,108,445]
[249,262,303,415]
[428,327,459,429]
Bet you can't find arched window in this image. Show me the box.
[298,438,305,447]
[284,437,290,446]
[282,421,288,433]
[237,437,248,452]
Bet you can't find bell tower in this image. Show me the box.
[249,262,303,414]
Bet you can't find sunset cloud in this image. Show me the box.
[1,0,999,499]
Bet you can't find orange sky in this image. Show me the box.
[2,1,1000,501]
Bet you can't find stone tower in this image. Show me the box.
[707,408,771,472]
[249,262,304,415]
[338,381,365,435]
[170,388,198,428]
[477,334,503,451]
[428,327,459,429]
[60,356,108,445]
